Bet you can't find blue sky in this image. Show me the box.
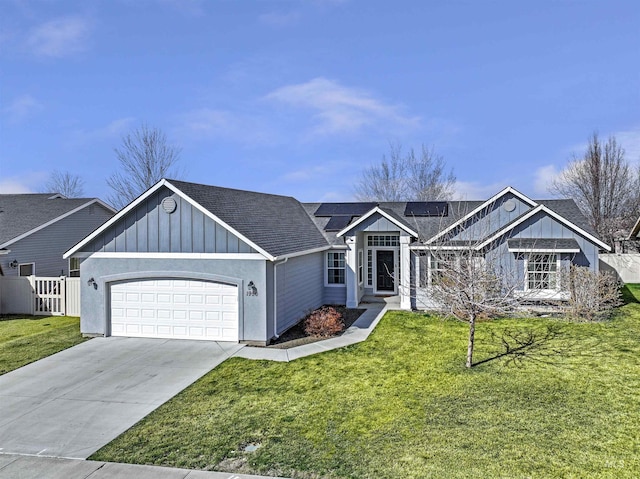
[1,0,639,202]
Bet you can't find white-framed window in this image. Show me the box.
[326,251,346,285]
[18,262,34,276]
[358,249,364,284]
[525,254,558,290]
[367,250,373,286]
[69,257,81,277]
[367,235,399,247]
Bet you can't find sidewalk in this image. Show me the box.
[0,454,288,479]
[233,303,387,361]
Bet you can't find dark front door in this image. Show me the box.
[376,250,395,292]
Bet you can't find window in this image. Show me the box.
[327,252,345,285]
[69,258,81,277]
[18,263,34,276]
[367,250,373,286]
[429,252,456,286]
[358,250,364,284]
[367,235,399,247]
[527,254,558,290]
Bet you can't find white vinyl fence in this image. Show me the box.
[0,276,81,316]
[600,254,640,284]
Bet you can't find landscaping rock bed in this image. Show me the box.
[265,306,365,349]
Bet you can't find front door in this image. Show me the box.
[376,250,395,292]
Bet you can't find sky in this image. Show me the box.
[1,0,639,204]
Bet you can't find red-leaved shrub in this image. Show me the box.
[304,306,344,338]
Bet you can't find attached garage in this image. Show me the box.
[110,278,238,341]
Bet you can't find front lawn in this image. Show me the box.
[91,285,640,478]
[0,315,87,375]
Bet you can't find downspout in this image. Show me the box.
[273,257,288,339]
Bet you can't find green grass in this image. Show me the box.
[91,285,640,478]
[0,315,87,374]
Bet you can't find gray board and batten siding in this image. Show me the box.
[80,187,257,254]
[2,204,113,277]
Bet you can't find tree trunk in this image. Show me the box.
[466,315,476,368]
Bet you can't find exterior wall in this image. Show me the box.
[413,210,604,308]
[275,252,324,334]
[324,285,346,305]
[351,215,401,233]
[83,186,255,254]
[507,211,599,271]
[79,257,268,343]
[1,204,113,277]
[452,193,531,241]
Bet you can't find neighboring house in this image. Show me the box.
[630,216,640,240]
[64,179,610,345]
[0,194,115,277]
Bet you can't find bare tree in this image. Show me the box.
[355,143,456,201]
[43,170,85,197]
[550,132,640,247]
[414,241,525,368]
[107,124,183,209]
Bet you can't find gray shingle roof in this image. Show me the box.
[301,198,603,248]
[0,194,100,247]
[167,180,329,258]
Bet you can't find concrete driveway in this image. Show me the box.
[0,337,243,459]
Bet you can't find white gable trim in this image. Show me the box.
[629,216,640,240]
[476,204,611,251]
[426,186,537,244]
[336,207,418,237]
[508,247,580,253]
[0,199,116,250]
[273,245,333,261]
[64,179,274,260]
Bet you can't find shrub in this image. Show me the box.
[304,306,344,338]
[566,265,622,321]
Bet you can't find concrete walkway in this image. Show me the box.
[0,454,289,479]
[234,303,387,361]
[0,338,242,459]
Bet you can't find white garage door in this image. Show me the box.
[110,279,238,341]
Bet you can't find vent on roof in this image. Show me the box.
[324,215,353,232]
[314,202,377,217]
[404,201,448,217]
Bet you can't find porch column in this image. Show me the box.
[345,235,358,308]
[400,236,411,310]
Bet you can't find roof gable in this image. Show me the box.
[66,179,329,260]
[0,194,115,248]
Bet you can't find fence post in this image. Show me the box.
[60,276,66,316]
[28,275,35,315]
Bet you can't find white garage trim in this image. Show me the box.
[109,278,239,341]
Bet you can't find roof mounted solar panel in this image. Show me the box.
[314,202,377,217]
[404,201,448,217]
[324,215,353,232]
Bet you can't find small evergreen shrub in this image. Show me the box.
[304,306,344,337]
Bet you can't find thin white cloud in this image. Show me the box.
[3,94,43,124]
[533,164,561,196]
[27,16,90,58]
[178,108,277,145]
[265,77,420,137]
[158,0,205,16]
[0,172,47,194]
[259,11,301,27]
[615,126,640,166]
[68,117,136,146]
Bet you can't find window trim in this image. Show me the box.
[69,257,81,277]
[18,262,35,277]
[325,251,346,287]
[524,253,560,291]
[358,249,364,285]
